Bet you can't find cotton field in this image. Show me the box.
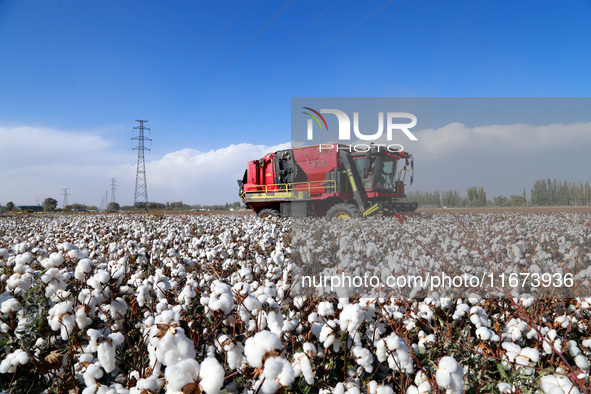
[0,212,590,393]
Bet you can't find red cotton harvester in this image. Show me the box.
[238,144,418,219]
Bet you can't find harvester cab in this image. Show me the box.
[238,144,417,219]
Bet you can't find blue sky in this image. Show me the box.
[0,0,590,206]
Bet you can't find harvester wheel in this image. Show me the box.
[258,208,280,218]
[326,204,359,219]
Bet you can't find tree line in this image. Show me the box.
[0,199,244,213]
[406,178,591,208]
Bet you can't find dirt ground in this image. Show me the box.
[417,206,591,214]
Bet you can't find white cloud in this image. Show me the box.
[143,142,291,204]
[409,121,591,159]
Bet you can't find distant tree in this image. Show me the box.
[492,195,509,206]
[63,205,73,212]
[87,206,98,211]
[43,197,58,212]
[510,195,526,207]
[6,201,15,212]
[467,186,486,207]
[106,202,120,212]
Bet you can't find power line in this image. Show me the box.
[110,178,117,203]
[158,0,251,116]
[153,0,229,111]
[133,120,151,209]
[175,0,294,118]
[193,0,393,129]
[62,188,70,208]
[188,0,342,118]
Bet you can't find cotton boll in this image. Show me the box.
[75,258,94,280]
[244,331,283,368]
[497,383,515,393]
[76,306,92,330]
[574,354,589,370]
[206,281,234,316]
[83,362,104,388]
[155,327,196,366]
[164,358,199,393]
[217,335,244,370]
[475,327,500,342]
[0,296,21,314]
[260,356,295,393]
[376,333,413,373]
[540,375,581,394]
[0,349,29,373]
[132,375,163,393]
[318,301,335,317]
[199,357,225,393]
[352,346,373,373]
[292,352,314,385]
[436,356,464,394]
[339,303,365,333]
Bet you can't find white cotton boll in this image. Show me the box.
[352,346,373,373]
[69,249,89,260]
[0,349,29,373]
[319,320,341,351]
[436,356,464,394]
[199,357,225,393]
[244,331,283,368]
[164,358,199,393]
[518,347,540,364]
[376,387,394,394]
[83,363,104,387]
[497,383,515,393]
[97,342,117,373]
[376,333,413,373]
[574,354,589,370]
[292,353,314,385]
[339,303,364,333]
[133,375,163,393]
[42,252,64,269]
[0,297,21,314]
[61,313,76,340]
[261,356,295,391]
[540,375,581,394]
[207,281,234,316]
[452,303,469,320]
[318,301,335,317]
[266,310,284,336]
[156,327,196,366]
[475,327,500,342]
[75,258,94,280]
[76,306,92,330]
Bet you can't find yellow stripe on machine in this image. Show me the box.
[347,169,357,192]
[363,203,380,217]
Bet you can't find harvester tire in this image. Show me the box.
[326,204,360,219]
[258,208,280,218]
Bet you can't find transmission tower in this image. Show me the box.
[132,120,151,209]
[110,178,117,203]
[62,188,70,208]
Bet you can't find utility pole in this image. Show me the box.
[62,188,70,208]
[132,120,151,210]
[110,178,117,203]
